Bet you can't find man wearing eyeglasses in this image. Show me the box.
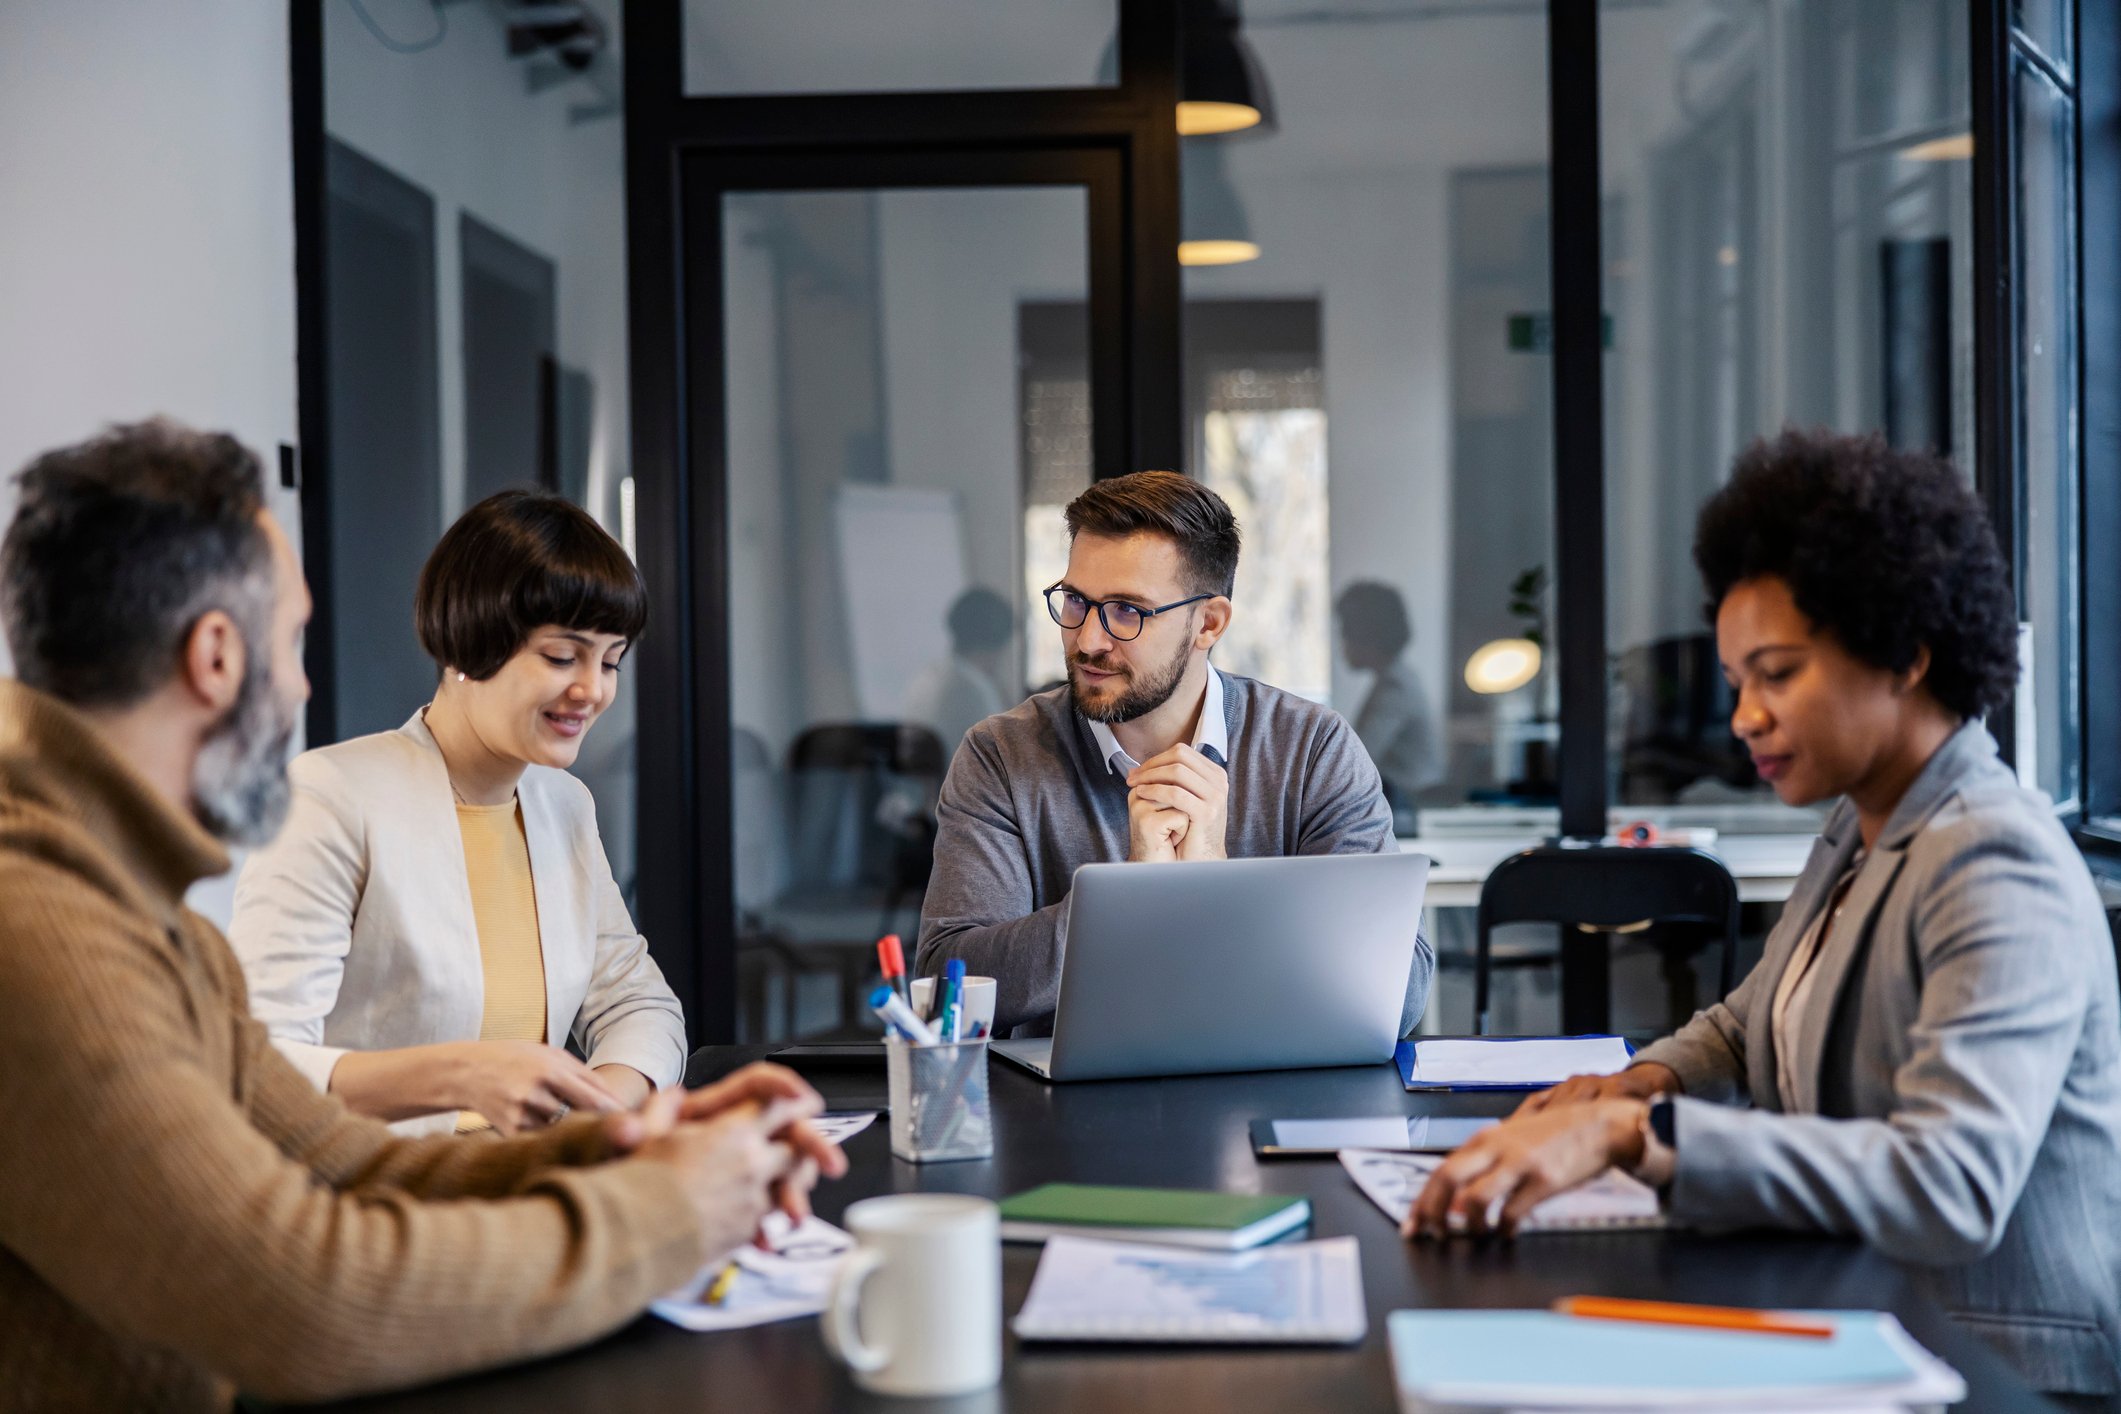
[915,470,1433,1039]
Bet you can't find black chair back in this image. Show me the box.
[784,722,947,894]
[1475,845,1740,1035]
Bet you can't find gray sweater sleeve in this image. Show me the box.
[1303,713,1434,1037]
[915,731,1066,1034]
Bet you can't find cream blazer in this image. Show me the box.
[229,712,687,1135]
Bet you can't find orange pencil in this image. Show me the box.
[1553,1295,1836,1340]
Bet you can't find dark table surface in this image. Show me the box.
[317,1045,2058,1413]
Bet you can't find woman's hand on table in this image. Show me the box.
[1402,1097,1647,1240]
[1514,1060,1679,1117]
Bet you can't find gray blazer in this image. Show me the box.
[1635,722,2121,1395]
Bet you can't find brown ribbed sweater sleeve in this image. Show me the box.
[0,864,707,1405]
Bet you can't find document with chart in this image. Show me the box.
[1011,1235,1367,1344]
[1341,1150,1665,1232]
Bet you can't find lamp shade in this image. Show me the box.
[1179,0,1272,134]
[1465,638,1542,695]
[1180,138,1259,266]
[1900,131,1973,161]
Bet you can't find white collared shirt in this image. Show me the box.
[1085,664,1229,775]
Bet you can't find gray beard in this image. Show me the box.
[192,653,296,846]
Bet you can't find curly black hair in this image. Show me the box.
[1693,429,2018,720]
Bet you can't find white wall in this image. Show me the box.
[0,4,301,922]
[0,3,303,678]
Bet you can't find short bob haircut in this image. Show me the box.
[415,490,647,681]
[1693,429,2017,721]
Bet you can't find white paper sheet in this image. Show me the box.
[1011,1235,1367,1344]
[1341,1149,1664,1232]
[1406,1036,1633,1087]
[650,1212,855,1332]
[811,1111,878,1145]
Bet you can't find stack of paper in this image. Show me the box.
[1342,1150,1664,1232]
[650,1213,854,1333]
[1012,1235,1366,1345]
[1397,1036,1634,1091]
[1387,1309,1965,1411]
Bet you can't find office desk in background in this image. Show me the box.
[309,1048,2055,1414]
[1406,832,1815,908]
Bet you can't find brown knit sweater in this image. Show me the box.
[0,680,706,1411]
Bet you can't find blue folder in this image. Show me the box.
[1394,1035,1635,1092]
[1387,1309,1961,1405]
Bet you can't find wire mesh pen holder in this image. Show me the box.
[885,1037,993,1163]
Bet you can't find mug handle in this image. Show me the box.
[819,1247,889,1374]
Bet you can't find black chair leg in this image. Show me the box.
[1474,917,1492,1036]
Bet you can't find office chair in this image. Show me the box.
[776,722,948,1029]
[732,725,810,1042]
[1615,633,1754,802]
[1474,845,1740,1036]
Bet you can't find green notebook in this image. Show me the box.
[998,1184,1311,1250]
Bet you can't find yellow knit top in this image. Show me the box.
[454,799,548,1132]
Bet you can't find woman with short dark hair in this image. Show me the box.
[1405,430,2121,1403]
[229,491,686,1134]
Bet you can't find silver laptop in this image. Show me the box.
[992,851,1429,1082]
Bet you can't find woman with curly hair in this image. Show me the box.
[1406,430,2121,1405]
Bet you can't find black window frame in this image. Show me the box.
[2071,0,2121,854]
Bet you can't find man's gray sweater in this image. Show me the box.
[915,672,1434,1037]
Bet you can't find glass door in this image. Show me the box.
[680,149,1126,1040]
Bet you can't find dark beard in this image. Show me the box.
[1068,632,1193,725]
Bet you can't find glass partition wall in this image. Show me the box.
[1178,4,1555,832]
[295,0,2054,1044]
[310,0,640,896]
[1601,0,1973,830]
[722,186,1094,1039]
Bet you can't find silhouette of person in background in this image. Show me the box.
[1336,581,1443,818]
[904,586,1015,759]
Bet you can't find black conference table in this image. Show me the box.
[317,1046,2059,1413]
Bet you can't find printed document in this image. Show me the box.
[1342,1149,1664,1232]
[651,1212,854,1333]
[1013,1235,1367,1344]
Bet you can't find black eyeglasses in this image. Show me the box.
[1043,583,1217,642]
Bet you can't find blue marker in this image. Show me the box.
[938,959,967,1043]
[869,984,939,1046]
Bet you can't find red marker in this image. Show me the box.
[877,934,913,1014]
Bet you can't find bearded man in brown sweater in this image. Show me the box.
[0,420,847,1410]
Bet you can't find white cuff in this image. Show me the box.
[271,1036,350,1094]
[585,1034,686,1089]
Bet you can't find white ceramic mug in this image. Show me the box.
[820,1194,1002,1397]
[909,975,998,1038]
